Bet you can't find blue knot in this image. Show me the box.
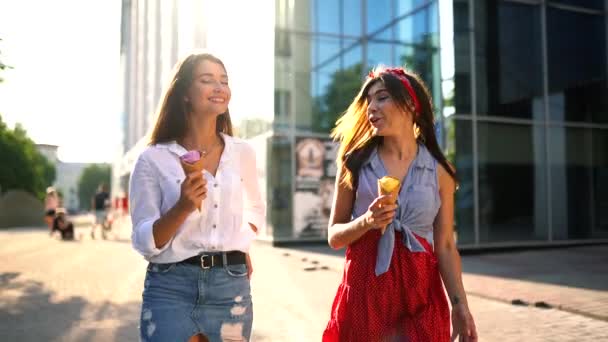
[375,217,427,276]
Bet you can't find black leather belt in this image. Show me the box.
[181,251,246,269]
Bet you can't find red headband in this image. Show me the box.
[368,68,421,115]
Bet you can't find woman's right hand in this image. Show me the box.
[363,195,397,230]
[177,171,207,212]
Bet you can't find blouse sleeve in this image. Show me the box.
[129,153,173,257]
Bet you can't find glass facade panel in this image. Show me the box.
[593,130,608,237]
[477,122,548,243]
[367,0,392,34]
[548,1,605,10]
[273,0,444,242]
[547,7,607,123]
[343,42,363,68]
[314,0,340,34]
[269,136,293,239]
[394,41,441,107]
[453,0,471,114]
[274,0,608,245]
[368,41,394,66]
[343,0,362,37]
[314,62,342,133]
[396,0,432,17]
[446,118,475,244]
[475,1,544,119]
[370,26,393,40]
[550,127,608,240]
[395,1,437,44]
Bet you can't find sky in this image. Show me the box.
[0,0,122,163]
[0,0,274,164]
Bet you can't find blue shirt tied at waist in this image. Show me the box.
[351,143,441,276]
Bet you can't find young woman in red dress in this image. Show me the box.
[323,66,477,342]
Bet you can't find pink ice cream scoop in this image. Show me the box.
[179,150,204,211]
[180,150,201,164]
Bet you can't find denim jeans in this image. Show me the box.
[140,257,252,342]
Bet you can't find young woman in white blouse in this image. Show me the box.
[129,52,265,342]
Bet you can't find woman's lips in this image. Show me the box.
[370,117,382,126]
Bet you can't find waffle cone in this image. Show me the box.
[377,176,400,234]
[180,159,205,211]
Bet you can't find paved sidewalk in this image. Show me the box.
[1,224,607,341]
[71,213,608,322]
[459,246,608,322]
[275,243,608,321]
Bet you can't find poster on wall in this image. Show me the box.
[293,136,339,239]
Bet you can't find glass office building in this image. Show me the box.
[116,0,607,247]
[269,0,608,246]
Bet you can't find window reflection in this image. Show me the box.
[447,119,475,244]
[477,122,548,243]
[551,127,608,239]
[476,2,544,119]
[547,7,607,123]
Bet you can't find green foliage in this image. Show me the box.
[313,63,365,133]
[77,164,111,210]
[0,115,56,199]
[311,36,439,135]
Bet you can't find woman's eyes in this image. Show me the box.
[201,79,229,85]
[377,96,389,101]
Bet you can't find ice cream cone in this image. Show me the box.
[377,176,400,234]
[180,151,204,211]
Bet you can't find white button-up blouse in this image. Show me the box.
[129,133,266,263]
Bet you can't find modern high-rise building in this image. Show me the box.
[116,0,608,248]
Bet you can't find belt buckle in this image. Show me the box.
[200,254,213,269]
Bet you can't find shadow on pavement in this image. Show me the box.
[0,272,140,342]
[272,243,346,259]
[273,242,608,292]
[460,245,608,292]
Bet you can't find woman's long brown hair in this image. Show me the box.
[149,52,233,145]
[332,66,456,189]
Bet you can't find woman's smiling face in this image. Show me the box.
[186,59,231,117]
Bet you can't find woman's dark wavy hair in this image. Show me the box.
[333,66,456,189]
[149,52,233,145]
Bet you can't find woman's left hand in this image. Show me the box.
[246,253,253,280]
[451,304,477,342]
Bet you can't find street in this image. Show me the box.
[1,223,607,341]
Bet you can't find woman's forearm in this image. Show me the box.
[436,244,469,306]
[328,215,370,249]
[152,202,191,248]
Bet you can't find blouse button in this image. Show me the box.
[214,204,218,208]
[214,183,218,188]
[213,224,217,228]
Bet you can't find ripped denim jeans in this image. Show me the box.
[140,258,253,342]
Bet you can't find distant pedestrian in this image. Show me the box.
[323,66,477,341]
[44,187,60,234]
[91,184,110,239]
[51,208,75,241]
[129,51,265,342]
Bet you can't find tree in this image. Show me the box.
[0,115,56,199]
[313,63,365,133]
[399,34,438,94]
[77,164,111,210]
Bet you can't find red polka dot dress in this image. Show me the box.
[323,145,450,341]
